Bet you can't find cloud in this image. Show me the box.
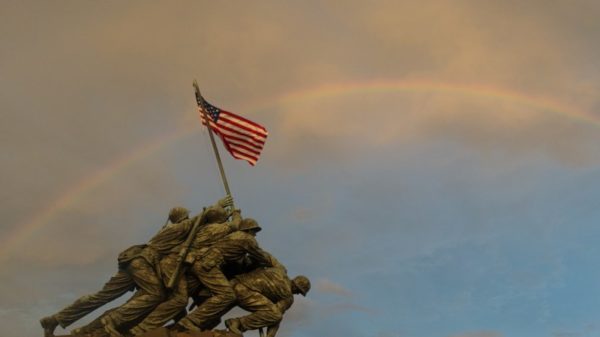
[553,323,598,337]
[448,332,503,337]
[315,278,353,297]
[375,332,403,337]
[554,333,581,337]
[274,297,375,337]
[290,207,315,221]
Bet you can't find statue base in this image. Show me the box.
[57,327,241,337]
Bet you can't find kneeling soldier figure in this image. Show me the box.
[225,265,310,337]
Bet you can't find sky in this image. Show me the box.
[2,1,600,337]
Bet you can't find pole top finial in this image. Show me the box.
[193,80,201,94]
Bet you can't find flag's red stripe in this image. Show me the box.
[218,118,268,140]
[216,123,266,144]
[216,132,244,159]
[227,142,262,157]
[220,110,267,132]
[220,131,265,150]
[199,108,267,142]
[210,121,266,147]
[220,138,259,163]
[222,137,260,159]
[230,151,258,165]
[223,137,261,156]
[217,116,268,140]
[221,134,264,151]
[213,130,260,160]
[212,125,265,150]
[225,139,262,157]
[219,114,268,137]
[196,98,266,131]
[231,149,259,162]
[199,107,267,138]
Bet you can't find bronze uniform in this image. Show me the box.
[100,217,195,330]
[129,213,241,335]
[177,230,274,330]
[66,217,195,335]
[232,267,294,333]
[50,245,152,330]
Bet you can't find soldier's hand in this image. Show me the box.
[218,195,234,208]
[228,208,241,220]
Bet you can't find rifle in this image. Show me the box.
[166,207,208,289]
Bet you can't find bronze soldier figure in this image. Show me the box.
[39,243,160,337]
[174,218,279,332]
[224,266,310,337]
[128,206,242,336]
[40,196,233,337]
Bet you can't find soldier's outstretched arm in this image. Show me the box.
[189,195,234,222]
[246,244,276,268]
[264,252,287,273]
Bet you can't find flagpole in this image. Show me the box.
[193,80,235,210]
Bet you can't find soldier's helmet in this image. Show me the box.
[292,276,311,296]
[205,206,229,223]
[169,207,190,223]
[239,218,262,233]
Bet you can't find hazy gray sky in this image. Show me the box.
[2,1,600,337]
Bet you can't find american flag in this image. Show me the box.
[196,92,268,166]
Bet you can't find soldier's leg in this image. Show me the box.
[70,311,106,336]
[70,308,116,336]
[227,282,283,332]
[73,294,152,336]
[41,269,134,336]
[176,263,236,331]
[129,259,189,335]
[182,288,222,330]
[103,258,165,330]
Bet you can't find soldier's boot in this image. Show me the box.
[101,315,124,337]
[225,318,244,335]
[40,315,59,337]
[71,318,106,336]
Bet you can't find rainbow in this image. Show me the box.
[1,79,596,264]
[270,79,596,127]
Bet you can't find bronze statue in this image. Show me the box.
[40,197,233,337]
[40,198,311,337]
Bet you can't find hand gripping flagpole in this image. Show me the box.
[193,80,235,210]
